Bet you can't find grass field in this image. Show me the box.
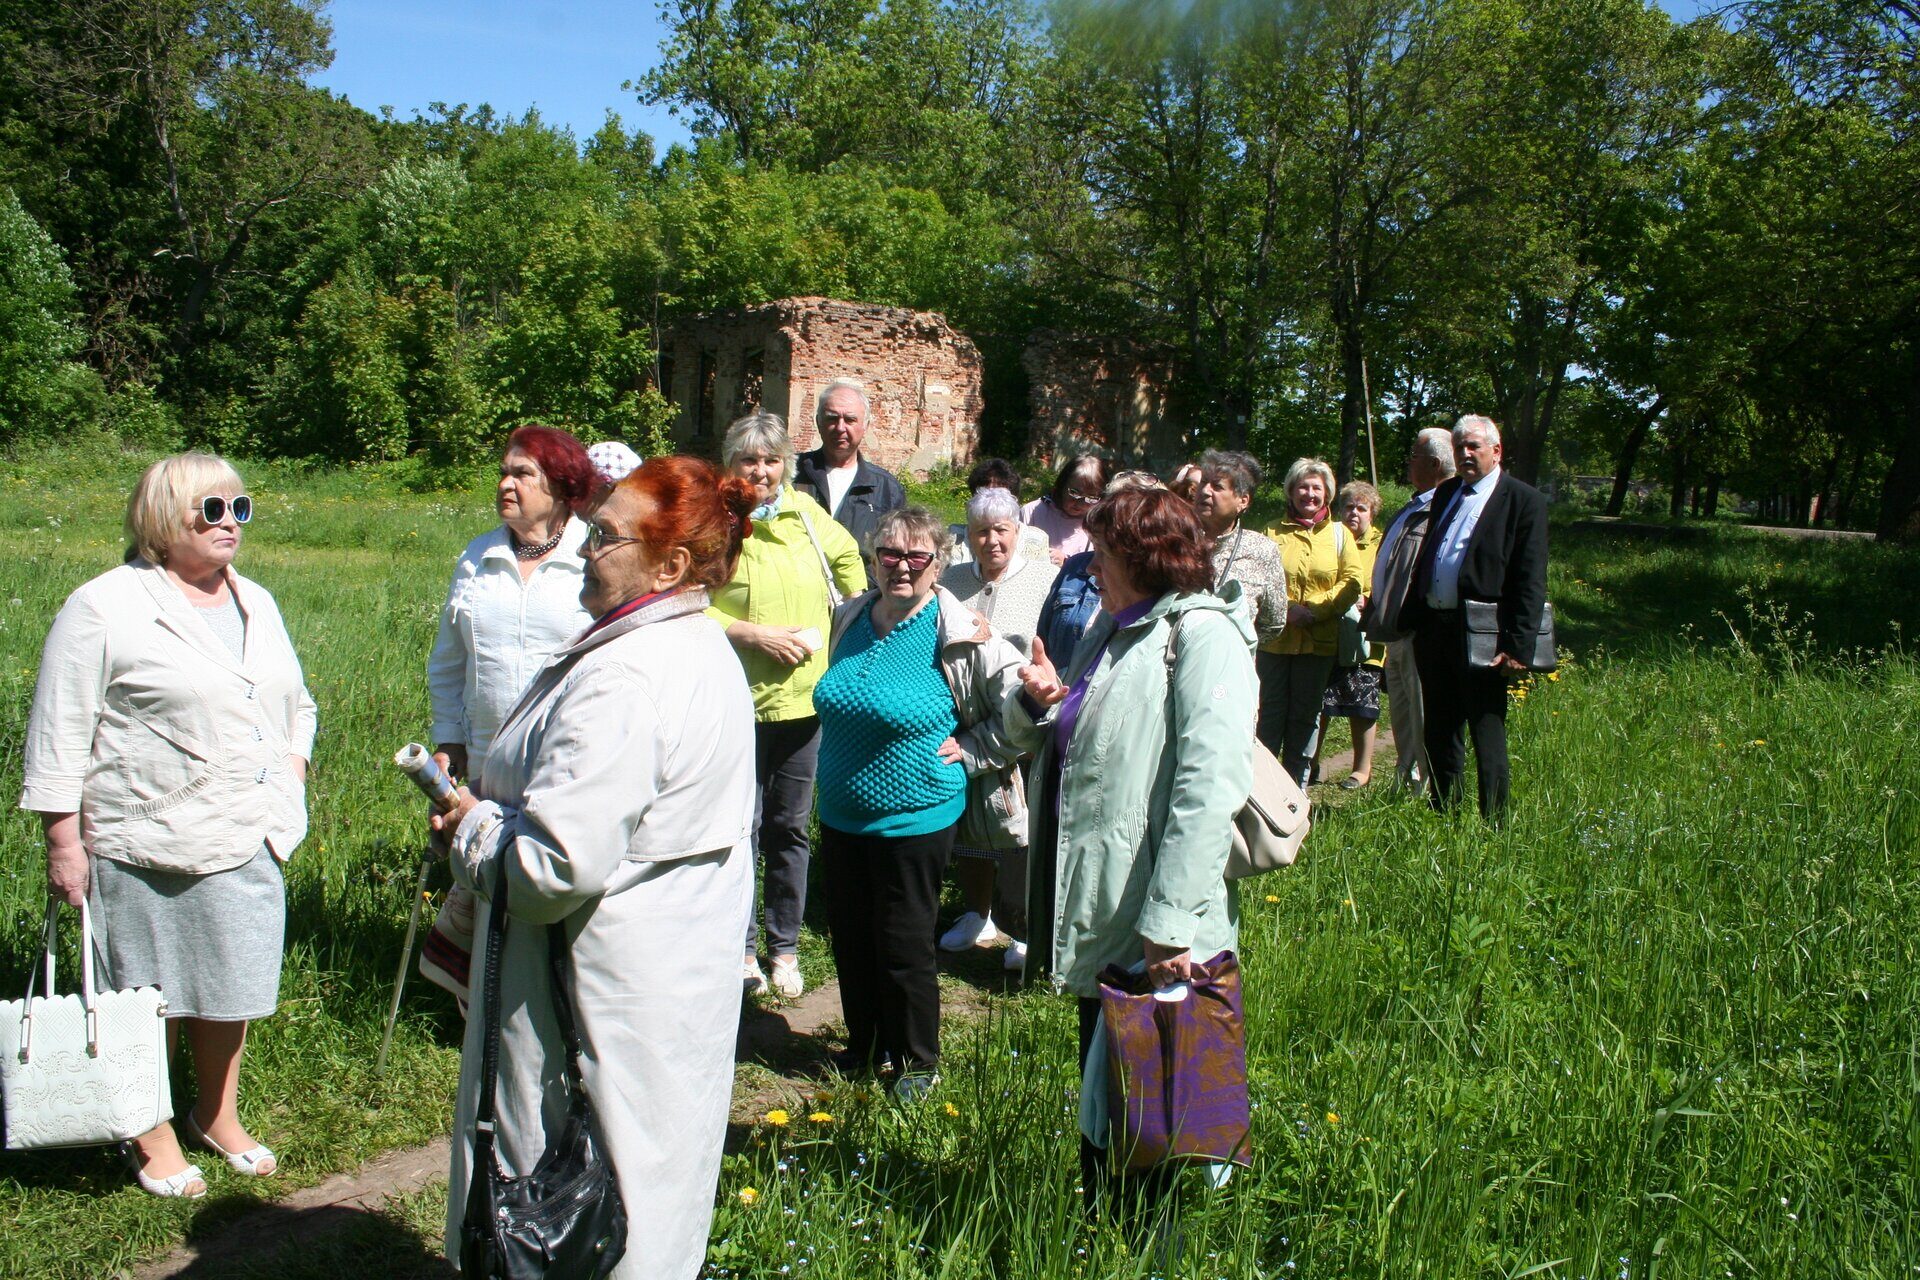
[0,446,1916,1278]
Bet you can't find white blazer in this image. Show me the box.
[20,560,318,875]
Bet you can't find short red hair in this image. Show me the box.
[1083,488,1213,595]
[505,424,597,514]
[616,455,757,589]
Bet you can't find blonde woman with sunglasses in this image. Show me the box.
[23,452,316,1199]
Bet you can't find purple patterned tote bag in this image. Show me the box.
[1098,950,1253,1172]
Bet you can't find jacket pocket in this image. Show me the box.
[123,766,221,818]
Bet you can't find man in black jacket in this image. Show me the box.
[1399,415,1549,817]
[792,377,905,585]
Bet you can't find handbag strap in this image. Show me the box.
[18,901,102,1061]
[1212,526,1244,593]
[797,507,846,609]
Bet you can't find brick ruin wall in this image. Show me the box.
[660,298,984,477]
[1022,330,1182,474]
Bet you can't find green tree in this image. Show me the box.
[0,186,85,437]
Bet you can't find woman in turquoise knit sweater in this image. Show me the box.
[815,507,1024,1098]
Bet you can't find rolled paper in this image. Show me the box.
[394,742,460,814]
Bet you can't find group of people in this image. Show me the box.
[20,378,1547,1277]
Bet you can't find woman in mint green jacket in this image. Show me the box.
[1006,486,1256,1215]
[711,412,867,999]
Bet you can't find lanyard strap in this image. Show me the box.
[1212,526,1244,592]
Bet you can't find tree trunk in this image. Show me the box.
[1669,448,1688,519]
[1333,296,1366,486]
[1879,351,1920,541]
[1605,398,1662,517]
[1703,474,1721,519]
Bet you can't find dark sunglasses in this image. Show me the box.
[199,495,252,525]
[874,546,935,571]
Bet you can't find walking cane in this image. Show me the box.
[379,744,461,1076]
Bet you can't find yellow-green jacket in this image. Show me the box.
[709,485,866,721]
[1263,513,1365,657]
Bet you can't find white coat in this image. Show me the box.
[427,518,590,770]
[20,560,316,874]
[444,589,756,1280]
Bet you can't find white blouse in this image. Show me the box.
[427,518,590,770]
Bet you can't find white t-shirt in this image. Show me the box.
[823,460,859,515]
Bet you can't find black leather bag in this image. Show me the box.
[461,866,627,1279]
[1464,600,1557,672]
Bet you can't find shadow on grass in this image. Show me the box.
[164,1196,455,1279]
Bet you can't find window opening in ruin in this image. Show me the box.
[739,347,765,417]
[657,351,675,406]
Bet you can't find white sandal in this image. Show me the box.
[181,1110,278,1177]
[120,1141,208,1199]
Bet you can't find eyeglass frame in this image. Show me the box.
[873,545,937,572]
[197,495,252,526]
[583,522,644,554]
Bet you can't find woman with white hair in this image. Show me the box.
[712,412,866,998]
[23,452,316,1197]
[935,487,1059,968]
[1261,457,1364,787]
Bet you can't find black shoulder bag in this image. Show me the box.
[461,863,628,1279]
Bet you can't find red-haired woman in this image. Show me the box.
[1007,487,1256,1217]
[431,457,760,1280]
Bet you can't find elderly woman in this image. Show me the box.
[23,453,316,1198]
[1261,458,1364,787]
[1193,449,1289,652]
[711,411,866,999]
[431,457,759,1280]
[1008,487,1256,1215]
[1317,481,1386,788]
[1032,470,1161,673]
[815,507,1024,1097]
[1022,454,1109,564]
[948,457,1050,566]
[935,487,1060,967]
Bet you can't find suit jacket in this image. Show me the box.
[1363,497,1434,643]
[1403,471,1549,662]
[792,449,906,571]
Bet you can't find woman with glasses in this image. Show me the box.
[421,425,595,1000]
[1022,454,1109,565]
[23,453,317,1198]
[431,457,760,1280]
[710,412,866,999]
[813,508,1025,1099]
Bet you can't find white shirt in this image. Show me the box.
[428,518,591,769]
[823,461,860,516]
[1372,486,1435,603]
[1426,467,1501,610]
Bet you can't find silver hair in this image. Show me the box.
[1453,414,1501,447]
[721,411,795,477]
[1199,448,1263,498]
[1411,427,1457,476]
[965,485,1022,529]
[1282,457,1336,511]
[869,505,951,574]
[813,377,871,424]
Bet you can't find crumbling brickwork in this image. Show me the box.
[658,297,983,477]
[1023,331,1183,473]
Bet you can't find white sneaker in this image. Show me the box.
[1002,940,1028,971]
[742,956,769,997]
[938,911,999,952]
[769,955,804,998]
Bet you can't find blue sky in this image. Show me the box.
[314,0,1714,151]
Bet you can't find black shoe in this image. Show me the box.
[829,1048,893,1078]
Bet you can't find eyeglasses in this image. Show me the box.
[198,495,252,525]
[1064,489,1099,504]
[584,523,642,554]
[874,546,935,572]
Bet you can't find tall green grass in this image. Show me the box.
[0,446,1913,1277]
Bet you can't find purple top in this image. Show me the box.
[1022,496,1092,558]
[1055,596,1161,760]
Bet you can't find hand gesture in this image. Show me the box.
[1019,636,1067,707]
[936,736,964,765]
[738,623,814,667]
[433,743,468,783]
[1143,939,1192,989]
[428,785,478,851]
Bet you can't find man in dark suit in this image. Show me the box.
[1399,415,1549,817]
[792,377,905,585]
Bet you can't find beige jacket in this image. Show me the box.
[21,560,317,874]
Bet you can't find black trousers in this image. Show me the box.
[1412,608,1513,817]
[820,822,954,1073]
[744,716,820,956]
[1078,998,1177,1221]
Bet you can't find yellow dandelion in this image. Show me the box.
[1264,894,1280,904]
[1326,1111,1340,1125]
[1342,898,1354,908]
[1546,671,1560,682]
[807,1111,834,1124]
[764,1109,790,1127]
[1751,739,1766,746]
[737,1187,759,1206]
[942,1101,960,1118]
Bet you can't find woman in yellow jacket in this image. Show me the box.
[1261,458,1364,788]
[712,412,867,999]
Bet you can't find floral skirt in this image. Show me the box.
[1321,662,1382,721]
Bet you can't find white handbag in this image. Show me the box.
[1,901,172,1150]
